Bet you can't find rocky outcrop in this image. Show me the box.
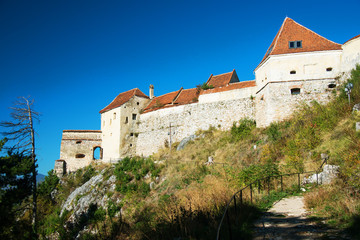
[303,164,339,185]
[61,170,118,223]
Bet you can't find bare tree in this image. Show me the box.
[0,96,40,238]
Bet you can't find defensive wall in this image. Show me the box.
[136,86,256,156]
[59,130,102,173]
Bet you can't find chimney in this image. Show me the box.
[149,84,154,99]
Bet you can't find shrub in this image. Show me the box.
[266,122,281,142]
[230,119,256,142]
[197,82,214,90]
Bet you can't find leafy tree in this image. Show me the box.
[0,97,40,238]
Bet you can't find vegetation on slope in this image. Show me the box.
[17,65,360,239]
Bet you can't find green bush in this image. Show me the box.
[266,122,281,142]
[230,119,256,142]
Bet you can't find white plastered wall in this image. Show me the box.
[255,51,342,91]
[101,96,149,162]
[341,37,360,77]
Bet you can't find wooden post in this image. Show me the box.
[250,184,253,203]
[240,190,243,205]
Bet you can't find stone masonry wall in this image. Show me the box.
[255,78,338,127]
[60,130,102,172]
[135,97,255,156]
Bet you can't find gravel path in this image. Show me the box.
[252,196,350,239]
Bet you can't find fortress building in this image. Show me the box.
[55,18,360,175]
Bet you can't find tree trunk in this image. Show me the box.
[26,98,37,239]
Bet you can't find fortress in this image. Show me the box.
[55,18,360,175]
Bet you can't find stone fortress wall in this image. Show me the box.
[136,87,256,156]
[59,130,102,172]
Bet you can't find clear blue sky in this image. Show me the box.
[0,0,359,175]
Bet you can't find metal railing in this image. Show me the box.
[216,170,321,240]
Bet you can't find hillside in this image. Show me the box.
[33,66,360,239]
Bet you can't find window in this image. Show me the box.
[328,83,336,88]
[326,67,333,72]
[93,147,102,160]
[291,88,301,95]
[289,41,302,49]
[290,70,296,74]
[113,112,116,119]
[76,140,82,144]
[125,117,128,124]
[75,154,85,158]
[130,144,133,147]
[130,133,134,136]
[137,102,140,105]
[132,114,137,120]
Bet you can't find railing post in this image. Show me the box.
[240,190,243,205]
[226,211,232,240]
[316,172,319,185]
[250,184,253,203]
[233,195,237,225]
[298,173,300,190]
[281,175,283,192]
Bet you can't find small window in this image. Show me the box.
[113,112,116,119]
[137,102,140,105]
[289,41,302,49]
[291,88,301,95]
[130,133,134,136]
[130,144,133,147]
[290,70,296,74]
[326,67,333,72]
[75,154,85,158]
[328,83,336,88]
[110,119,112,125]
[76,140,82,144]
[132,114,137,120]
[125,117,128,124]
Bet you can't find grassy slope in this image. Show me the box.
[37,66,360,239]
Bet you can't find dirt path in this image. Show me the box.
[252,196,350,239]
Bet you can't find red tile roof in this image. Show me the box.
[201,81,256,95]
[99,88,148,113]
[259,18,342,66]
[142,89,182,113]
[173,88,200,105]
[206,69,239,88]
[344,34,360,44]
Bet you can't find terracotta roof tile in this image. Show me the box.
[206,69,239,88]
[173,88,200,105]
[142,89,182,113]
[201,81,256,95]
[344,34,360,44]
[259,18,342,66]
[99,88,148,113]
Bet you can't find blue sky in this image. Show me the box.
[0,0,359,175]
